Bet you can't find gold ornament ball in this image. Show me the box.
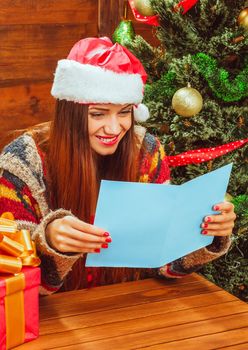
[238,8,248,30]
[133,0,155,16]
[172,86,203,117]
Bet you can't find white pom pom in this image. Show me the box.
[133,103,150,122]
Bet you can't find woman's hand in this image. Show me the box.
[201,202,236,237]
[45,215,111,253]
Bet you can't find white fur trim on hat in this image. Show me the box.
[51,59,144,104]
[133,103,150,122]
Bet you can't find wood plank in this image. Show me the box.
[16,312,248,349]
[40,274,209,307]
[142,328,248,349]
[98,0,160,45]
[39,299,243,336]
[40,280,220,320]
[0,83,54,150]
[0,0,97,25]
[98,0,125,37]
[218,342,248,350]
[0,23,97,83]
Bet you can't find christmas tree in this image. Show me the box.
[125,0,248,301]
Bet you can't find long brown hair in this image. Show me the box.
[49,100,142,291]
[48,100,140,222]
[22,100,141,291]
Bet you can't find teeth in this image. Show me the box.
[98,136,116,143]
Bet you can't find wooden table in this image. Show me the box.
[16,273,248,350]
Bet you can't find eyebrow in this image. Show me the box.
[89,107,109,111]
[121,104,132,110]
[89,104,132,112]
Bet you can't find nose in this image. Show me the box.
[104,115,121,135]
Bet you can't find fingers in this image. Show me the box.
[202,229,233,237]
[201,201,236,237]
[213,202,235,213]
[45,215,112,254]
[58,224,108,244]
[54,235,109,253]
[64,216,106,237]
[203,202,236,224]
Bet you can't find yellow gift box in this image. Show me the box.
[0,213,41,349]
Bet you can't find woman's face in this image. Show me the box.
[88,103,133,156]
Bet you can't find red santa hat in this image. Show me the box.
[51,37,150,121]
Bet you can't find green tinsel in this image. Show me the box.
[192,53,248,102]
[144,71,177,102]
[143,52,248,103]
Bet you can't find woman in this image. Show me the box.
[0,37,235,295]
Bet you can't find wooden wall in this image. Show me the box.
[99,0,159,46]
[0,0,157,149]
[0,0,98,148]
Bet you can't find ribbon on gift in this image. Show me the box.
[0,212,40,349]
[0,212,40,274]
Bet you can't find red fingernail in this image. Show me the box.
[202,230,208,235]
[94,248,100,253]
[102,243,108,248]
[103,232,110,237]
[105,237,112,243]
[205,216,212,222]
[203,223,208,228]
[214,205,220,211]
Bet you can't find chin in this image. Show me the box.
[94,145,118,156]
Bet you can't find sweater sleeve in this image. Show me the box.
[0,169,81,295]
[158,236,231,279]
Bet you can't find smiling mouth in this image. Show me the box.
[95,134,120,146]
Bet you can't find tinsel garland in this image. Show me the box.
[144,53,248,103]
[192,53,248,102]
[167,138,248,166]
[144,71,177,101]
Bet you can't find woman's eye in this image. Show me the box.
[120,110,132,115]
[89,113,104,118]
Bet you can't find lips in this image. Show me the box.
[95,134,120,146]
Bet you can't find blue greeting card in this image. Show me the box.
[86,164,232,268]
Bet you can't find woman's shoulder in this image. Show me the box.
[2,133,39,160]
[136,126,170,183]
[1,122,50,159]
[0,133,44,178]
[134,125,161,150]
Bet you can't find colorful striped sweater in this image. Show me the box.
[0,126,231,295]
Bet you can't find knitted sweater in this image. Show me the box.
[0,127,231,295]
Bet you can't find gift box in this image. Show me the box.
[0,213,41,349]
[0,267,40,350]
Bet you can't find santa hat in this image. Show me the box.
[51,37,150,122]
